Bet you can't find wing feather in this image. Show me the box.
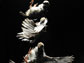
[17,17,48,42]
[17,18,37,42]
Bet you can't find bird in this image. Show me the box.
[19,0,49,19]
[23,42,74,63]
[17,17,48,43]
[9,42,74,63]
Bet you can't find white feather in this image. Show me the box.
[17,17,48,42]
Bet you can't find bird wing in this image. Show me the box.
[17,17,47,42]
[54,56,74,63]
[43,56,74,63]
[42,56,57,63]
[17,18,38,42]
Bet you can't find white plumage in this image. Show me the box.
[24,47,38,63]
[26,0,49,16]
[17,17,48,42]
[23,42,74,63]
[20,0,49,19]
[9,42,74,63]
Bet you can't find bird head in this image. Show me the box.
[37,42,44,48]
[43,0,49,4]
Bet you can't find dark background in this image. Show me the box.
[1,0,84,63]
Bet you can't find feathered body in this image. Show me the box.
[20,0,49,19]
[23,42,74,63]
[17,17,48,43]
[9,42,74,63]
[11,0,75,63]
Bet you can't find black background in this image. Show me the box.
[1,0,84,63]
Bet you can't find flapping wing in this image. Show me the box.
[17,17,48,42]
[54,56,74,63]
[43,56,57,63]
[17,18,38,42]
[43,56,74,63]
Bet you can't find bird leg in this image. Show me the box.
[24,54,28,63]
[28,47,32,54]
[24,48,32,63]
[29,0,34,8]
[29,0,38,8]
[33,3,38,7]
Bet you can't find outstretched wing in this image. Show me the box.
[42,56,57,63]
[17,17,48,42]
[17,18,38,42]
[42,55,74,63]
[54,56,74,63]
